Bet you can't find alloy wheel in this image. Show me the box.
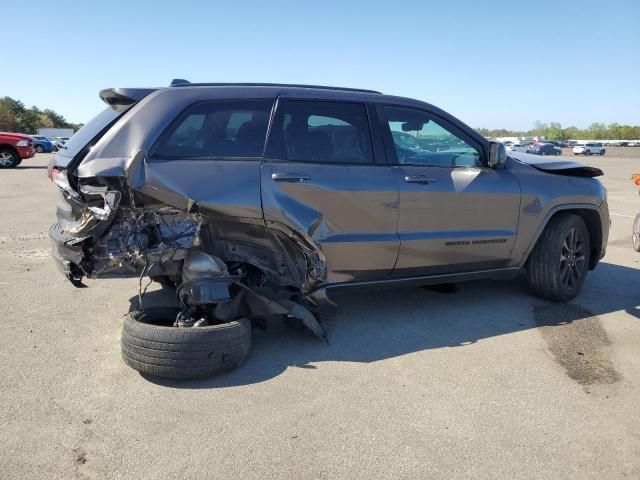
[0,152,15,167]
[560,228,586,289]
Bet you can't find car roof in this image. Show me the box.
[102,82,440,111]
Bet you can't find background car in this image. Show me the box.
[0,132,35,168]
[526,143,561,156]
[30,135,55,153]
[46,137,59,151]
[54,136,70,149]
[573,143,605,155]
[505,143,527,152]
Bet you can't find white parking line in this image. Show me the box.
[611,213,636,219]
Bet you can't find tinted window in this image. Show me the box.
[154,100,273,158]
[384,106,481,167]
[280,101,373,164]
[57,107,122,158]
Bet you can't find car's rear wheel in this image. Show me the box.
[585,150,591,155]
[600,150,605,156]
[633,214,640,252]
[35,145,44,153]
[121,308,252,379]
[0,148,19,168]
[526,214,590,302]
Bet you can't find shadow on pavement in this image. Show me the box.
[133,261,639,389]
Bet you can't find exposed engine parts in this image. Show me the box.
[86,206,201,278]
[61,186,327,340]
[178,251,234,307]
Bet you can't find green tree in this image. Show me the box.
[0,104,17,131]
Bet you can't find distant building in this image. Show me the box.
[38,127,75,138]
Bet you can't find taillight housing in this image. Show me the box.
[48,166,78,197]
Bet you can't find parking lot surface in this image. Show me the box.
[1,149,639,479]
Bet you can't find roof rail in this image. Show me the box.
[168,79,381,94]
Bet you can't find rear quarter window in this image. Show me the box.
[56,107,123,158]
[152,100,273,159]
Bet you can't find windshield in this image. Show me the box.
[57,107,123,158]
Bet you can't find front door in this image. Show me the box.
[261,98,400,284]
[379,105,521,277]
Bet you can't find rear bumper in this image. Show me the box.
[49,223,87,282]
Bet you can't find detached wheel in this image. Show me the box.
[526,214,591,302]
[121,308,251,379]
[633,214,640,252]
[0,148,19,168]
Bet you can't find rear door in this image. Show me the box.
[378,104,521,277]
[261,98,400,284]
[142,99,273,220]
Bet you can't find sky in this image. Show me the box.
[3,0,639,130]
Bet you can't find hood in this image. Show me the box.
[509,152,603,177]
[0,132,31,140]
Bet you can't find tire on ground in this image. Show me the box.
[121,307,251,378]
[525,213,591,302]
[0,148,19,168]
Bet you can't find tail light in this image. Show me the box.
[632,173,640,186]
[48,166,78,197]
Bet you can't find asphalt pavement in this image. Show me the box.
[1,150,639,479]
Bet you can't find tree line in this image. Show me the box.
[476,121,640,140]
[0,96,83,134]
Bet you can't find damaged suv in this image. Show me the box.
[49,80,609,378]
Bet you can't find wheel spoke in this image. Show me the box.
[561,264,571,285]
[569,266,578,287]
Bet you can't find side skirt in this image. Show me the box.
[308,267,521,305]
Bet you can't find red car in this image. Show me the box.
[0,132,35,168]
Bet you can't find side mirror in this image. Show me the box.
[488,142,507,168]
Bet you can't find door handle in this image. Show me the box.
[404,175,438,184]
[272,172,310,182]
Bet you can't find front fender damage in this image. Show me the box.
[52,180,328,340]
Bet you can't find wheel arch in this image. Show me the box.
[523,205,604,270]
[0,143,19,157]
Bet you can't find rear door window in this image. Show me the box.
[278,100,373,164]
[153,100,273,159]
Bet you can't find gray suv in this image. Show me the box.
[49,81,609,378]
